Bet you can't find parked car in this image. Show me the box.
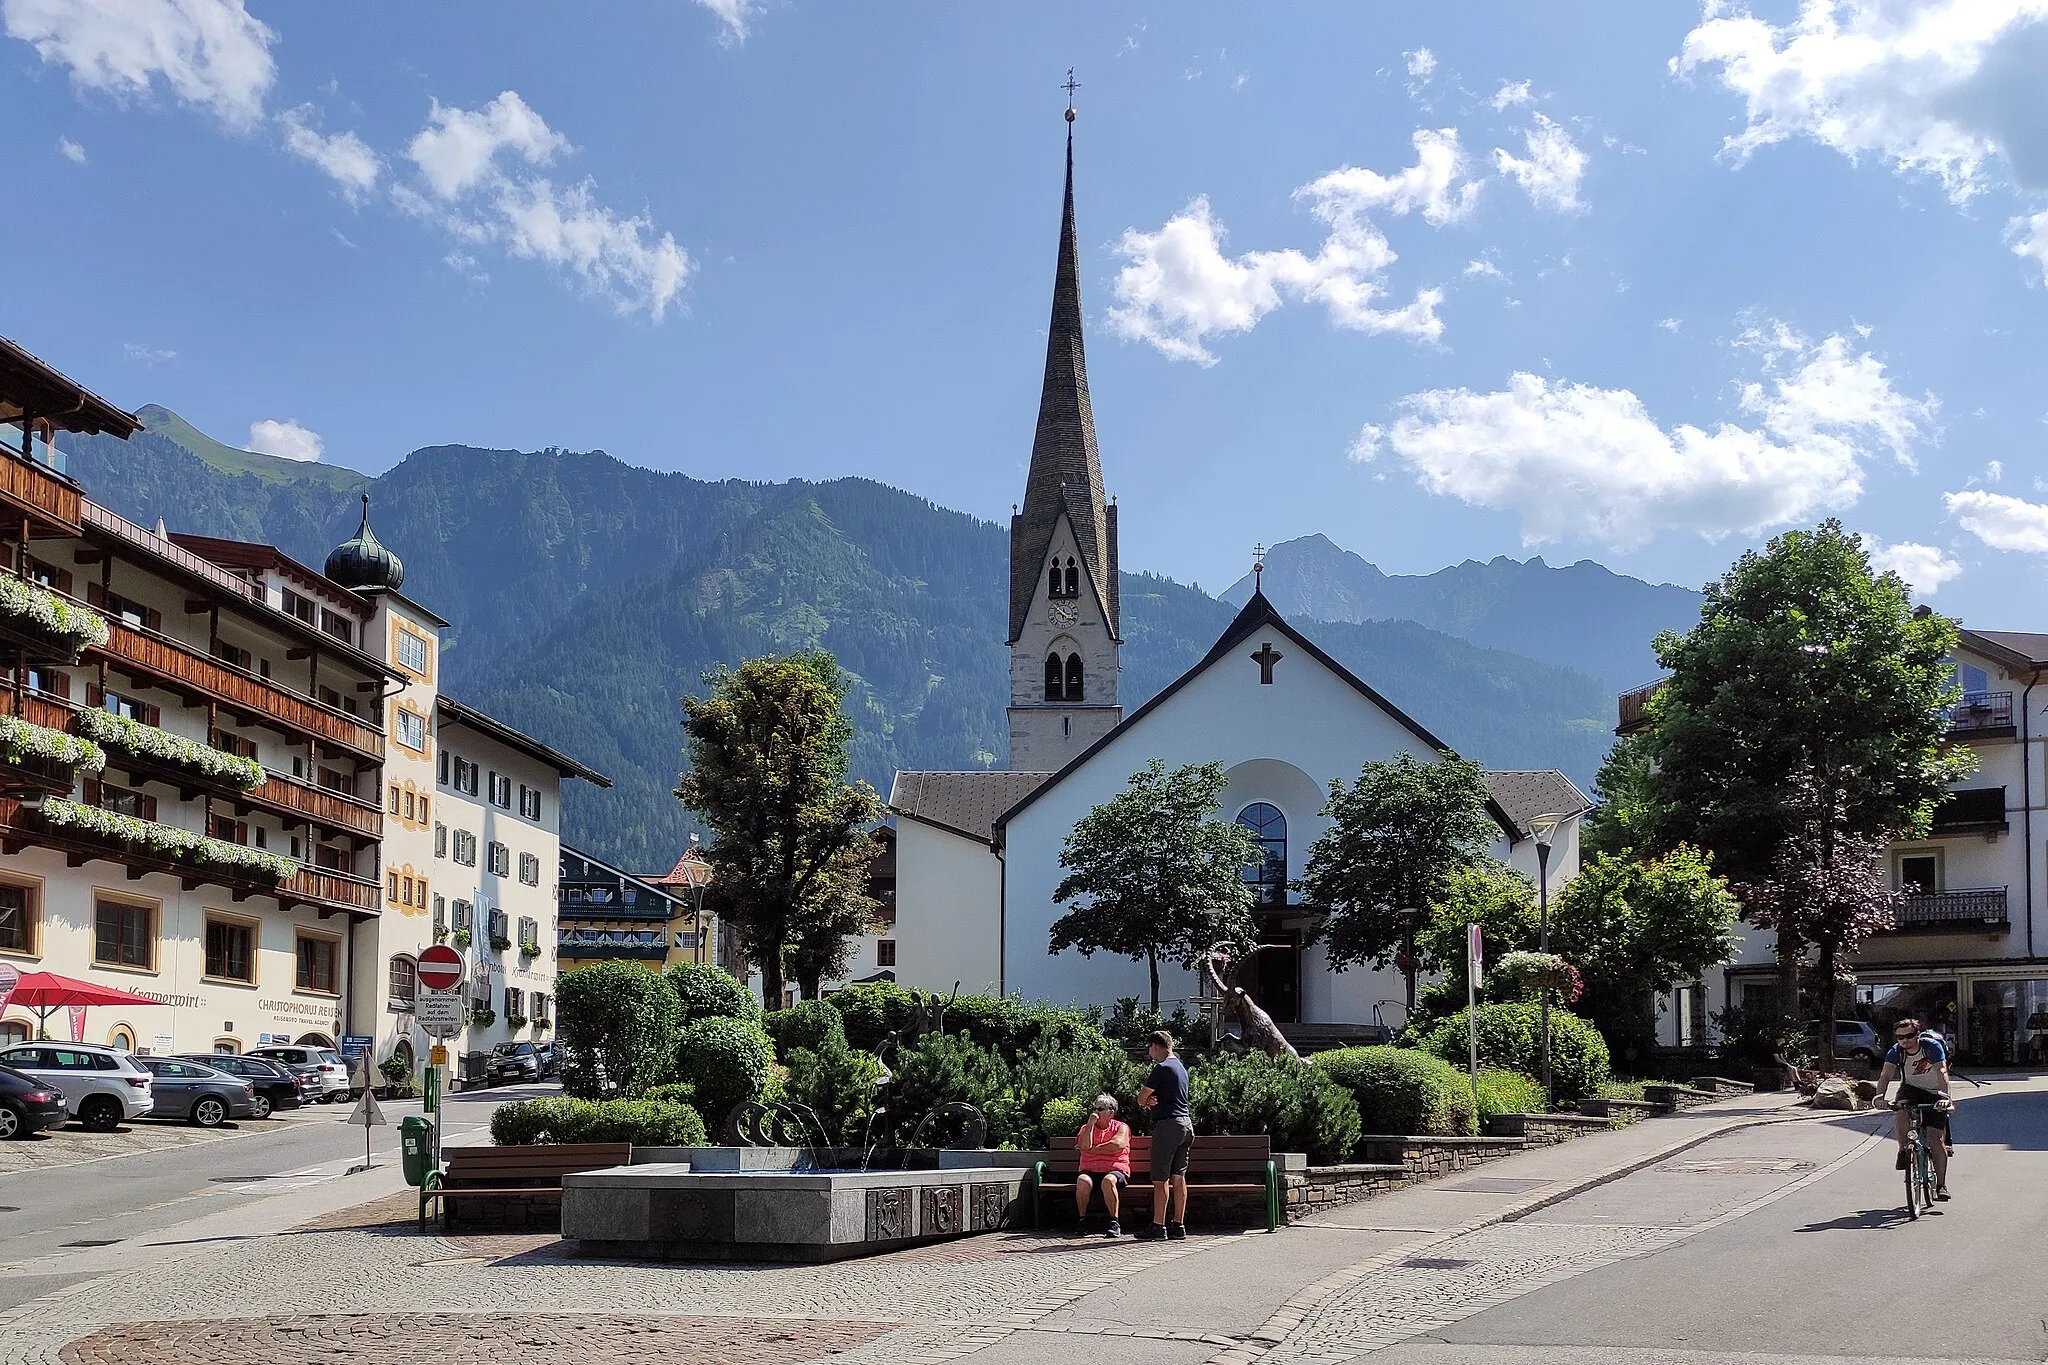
[0,1043,154,1131]
[534,1041,562,1079]
[176,1053,304,1119]
[135,1057,257,1128]
[486,1040,544,1086]
[0,1062,69,1139]
[248,1044,352,1102]
[1803,1019,1883,1066]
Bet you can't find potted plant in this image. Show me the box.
[451,927,472,950]
[506,1012,529,1030]
[489,931,513,952]
[518,937,539,958]
[377,1052,415,1098]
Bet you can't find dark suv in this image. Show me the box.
[486,1041,543,1086]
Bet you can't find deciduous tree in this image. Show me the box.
[1050,760,1260,1010]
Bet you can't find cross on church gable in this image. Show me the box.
[1251,641,1284,684]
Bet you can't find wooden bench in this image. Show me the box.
[417,1142,632,1232]
[1032,1134,1280,1232]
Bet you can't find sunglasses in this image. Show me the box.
[1895,1030,1920,1039]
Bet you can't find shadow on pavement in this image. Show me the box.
[1795,1207,1943,1232]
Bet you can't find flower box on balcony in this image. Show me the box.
[33,797,298,882]
[489,933,513,952]
[518,939,539,958]
[452,928,473,949]
[72,708,264,792]
[0,714,105,775]
[0,574,109,660]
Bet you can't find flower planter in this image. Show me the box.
[0,575,109,662]
[73,709,263,792]
[32,798,297,882]
[0,714,105,795]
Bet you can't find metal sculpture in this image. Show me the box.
[905,1100,988,1151]
[723,1098,832,1152]
[1204,943,1300,1060]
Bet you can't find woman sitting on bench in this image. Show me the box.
[1072,1094,1131,1238]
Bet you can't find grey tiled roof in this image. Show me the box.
[890,770,1054,844]
[1480,770,1593,839]
[1961,629,2048,669]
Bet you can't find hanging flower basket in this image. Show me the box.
[1488,950,1584,1004]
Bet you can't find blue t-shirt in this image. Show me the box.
[1145,1056,1190,1121]
[1886,1036,1948,1091]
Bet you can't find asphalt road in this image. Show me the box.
[1374,1079,2048,1365]
[0,1080,546,1304]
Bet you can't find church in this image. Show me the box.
[885,118,1590,1034]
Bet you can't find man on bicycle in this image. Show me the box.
[1874,1016,1953,1200]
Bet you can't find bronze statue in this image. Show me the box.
[1205,943,1299,1060]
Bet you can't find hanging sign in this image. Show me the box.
[68,1005,87,1042]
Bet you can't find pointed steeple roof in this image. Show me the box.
[1009,122,1117,643]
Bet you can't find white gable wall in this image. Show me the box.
[893,819,1005,996]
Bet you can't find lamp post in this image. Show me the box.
[1530,812,1567,1109]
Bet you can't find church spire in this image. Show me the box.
[1009,93,1118,644]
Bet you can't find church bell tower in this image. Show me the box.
[1007,96,1122,771]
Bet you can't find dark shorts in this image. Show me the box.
[1897,1087,1949,1130]
[1078,1168,1126,1190]
[1151,1117,1194,1180]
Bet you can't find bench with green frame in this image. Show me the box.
[417,1142,632,1232]
[1031,1133,1282,1233]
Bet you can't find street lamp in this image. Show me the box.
[1529,812,1568,1109]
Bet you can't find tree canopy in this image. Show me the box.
[1299,752,1503,1010]
[1050,759,1260,1009]
[677,651,884,1008]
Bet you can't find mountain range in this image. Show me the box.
[58,409,1688,872]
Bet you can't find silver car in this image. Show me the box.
[0,1043,155,1131]
[136,1057,257,1128]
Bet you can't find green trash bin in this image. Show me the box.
[400,1115,435,1188]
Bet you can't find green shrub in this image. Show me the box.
[1472,1068,1546,1122]
[674,1016,774,1123]
[1191,1052,1363,1164]
[828,981,921,1052]
[764,999,846,1056]
[666,961,759,1027]
[1041,1096,1087,1145]
[1315,1046,1476,1136]
[1598,1078,1649,1101]
[1003,1038,1140,1143]
[945,995,1105,1058]
[885,1030,1011,1144]
[556,961,681,1099]
[782,1036,883,1144]
[1100,998,1212,1059]
[640,1082,697,1107]
[1413,1003,1611,1103]
[490,1096,707,1147]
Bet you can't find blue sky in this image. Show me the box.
[6,1,2048,624]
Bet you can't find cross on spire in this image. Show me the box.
[1062,68,1081,116]
[1251,641,1284,685]
[1252,542,1267,591]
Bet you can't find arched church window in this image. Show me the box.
[1065,653,1084,701]
[1044,654,1064,702]
[1049,563,1063,600]
[1237,803,1287,907]
[1063,558,1079,598]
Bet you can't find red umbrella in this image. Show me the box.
[0,970,165,1041]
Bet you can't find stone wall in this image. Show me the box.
[441,1191,561,1232]
[1643,1084,1719,1112]
[1356,1135,1527,1176]
[1285,1163,1409,1216]
[1482,1112,1613,1145]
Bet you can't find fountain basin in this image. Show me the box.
[561,1162,1027,1262]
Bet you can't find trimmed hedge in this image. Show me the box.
[666,961,759,1027]
[1315,1046,1476,1136]
[1414,1003,1611,1103]
[490,1096,707,1147]
[556,961,681,1099]
[764,999,846,1056]
[1191,1052,1363,1165]
[827,981,920,1052]
[674,1015,774,1124]
[1473,1068,1546,1122]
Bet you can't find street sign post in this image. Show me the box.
[416,944,463,993]
[348,1089,386,1170]
[1466,923,1483,1118]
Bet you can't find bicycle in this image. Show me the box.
[1893,1101,1944,1220]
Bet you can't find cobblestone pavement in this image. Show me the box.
[55,1313,899,1365]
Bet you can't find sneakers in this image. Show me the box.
[1166,1222,1187,1240]
[1896,1148,1911,1170]
[1069,1224,1091,1238]
[1134,1223,1166,1240]
[1934,1184,1950,1201]
[1102,1219,1122,1238]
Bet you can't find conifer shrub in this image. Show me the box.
[1315,1046,1476,1136]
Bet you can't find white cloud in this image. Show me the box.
[1657,316,1682,332]
[1353,323,1936,548]
[2011,209,2048,283]
[121,342,175,364]
[693,0,761,45]
[1674,0,2048,202]
[1109,133,1474,364]
[1490,80,1533,111]
[246,418,321,463]
[1987,459,2005,482]
[1946,489,2048,553]
[1493,113,1588,212]
[406,91,568,201]
[1404,48,1436,80]
[1464,253,1505,280]
[56,135,85,163]
[279,105,378,201]
[1868,539,1963,593]
[397,91,691,320]
[1,0,276,128]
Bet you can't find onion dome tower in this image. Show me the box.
[325,493,405,592]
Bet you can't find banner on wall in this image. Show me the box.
[67,1006,87,1042]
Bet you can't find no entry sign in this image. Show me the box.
[417,944,463,993]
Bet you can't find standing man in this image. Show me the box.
[1874,1016,1953,1200]
[1071,1094,1131,1237]
[1135,1030,1192,1240]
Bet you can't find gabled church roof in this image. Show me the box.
[1009,126,1117,644]
[891,769,1054,845]
[991,589,1524,840]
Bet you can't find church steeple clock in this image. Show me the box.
[1007,90,1122,771]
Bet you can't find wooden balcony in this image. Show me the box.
[241,770,383,842]
[94,617,384,762]
[0,450,83,538]
[8,692,72,731]
[281,865,381,918]
[1616,679,1663,737]
[1889,887,2009,933]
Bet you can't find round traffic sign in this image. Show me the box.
[417,944,463,992]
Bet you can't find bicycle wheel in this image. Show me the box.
[1905,1134,1921,1220]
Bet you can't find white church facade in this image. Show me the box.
[886,119,1591,1032]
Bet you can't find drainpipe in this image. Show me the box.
[2026,672,2041,959]
[995,834,1007,998]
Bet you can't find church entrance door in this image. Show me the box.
[1251,927,1300,1025]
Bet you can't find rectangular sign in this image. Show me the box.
[413,988,466,1039]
